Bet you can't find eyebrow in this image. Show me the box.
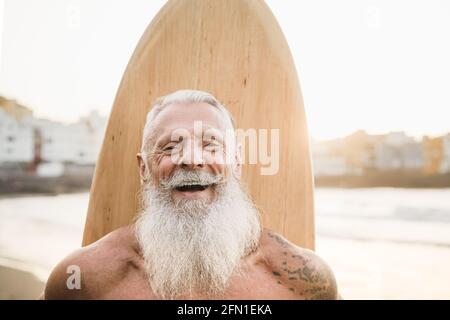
[203,134,224,145]
[202,127,225,142]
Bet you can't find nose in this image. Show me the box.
[178,141,204,168]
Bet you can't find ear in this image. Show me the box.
[136,153,149,184]
[232,143,243,179]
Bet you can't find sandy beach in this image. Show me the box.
[0,264,44,300]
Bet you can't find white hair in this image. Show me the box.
[141,89,236,153]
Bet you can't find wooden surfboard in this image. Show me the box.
[82,0,315,249]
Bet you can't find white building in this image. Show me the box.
[383,131,414,146]
[375,136,424,171]
[0,109,34,164]
[311,142,349,176]
[440,134,450,173]
[1,108,106,167]
[313,155,348,176]
[27,111,106,165]
[78,111,107,164]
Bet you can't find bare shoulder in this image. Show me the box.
[259,228,339,300]
[44,225,139,300]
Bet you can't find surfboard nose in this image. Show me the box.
[83,0,314,250]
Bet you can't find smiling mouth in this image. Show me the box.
[174,184,212,192]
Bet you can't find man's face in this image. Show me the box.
[138,102,238,205]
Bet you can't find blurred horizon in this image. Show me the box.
[2,93,450,142]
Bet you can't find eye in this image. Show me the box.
[204,141,221,151]
[162,143,177,153]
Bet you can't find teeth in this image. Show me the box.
[174,183,211,192]
[178,183,208,188]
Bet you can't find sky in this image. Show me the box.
[0,0,449,140]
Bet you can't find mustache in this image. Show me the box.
[159,169,224,190]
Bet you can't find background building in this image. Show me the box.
[423,136,444,175]
[439,134,450,174]
[0,108,34,164]
[0,96,106,173]
[312,130,446,178]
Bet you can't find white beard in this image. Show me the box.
[135,169,261,299]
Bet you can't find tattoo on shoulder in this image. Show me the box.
[268,232,337,299]
[267,231,289,248]
[281,260,336,299]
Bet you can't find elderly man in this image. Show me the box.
[43,90,339,300]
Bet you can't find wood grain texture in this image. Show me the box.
[82,0,315,249]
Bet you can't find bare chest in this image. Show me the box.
[94,261,298,300]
